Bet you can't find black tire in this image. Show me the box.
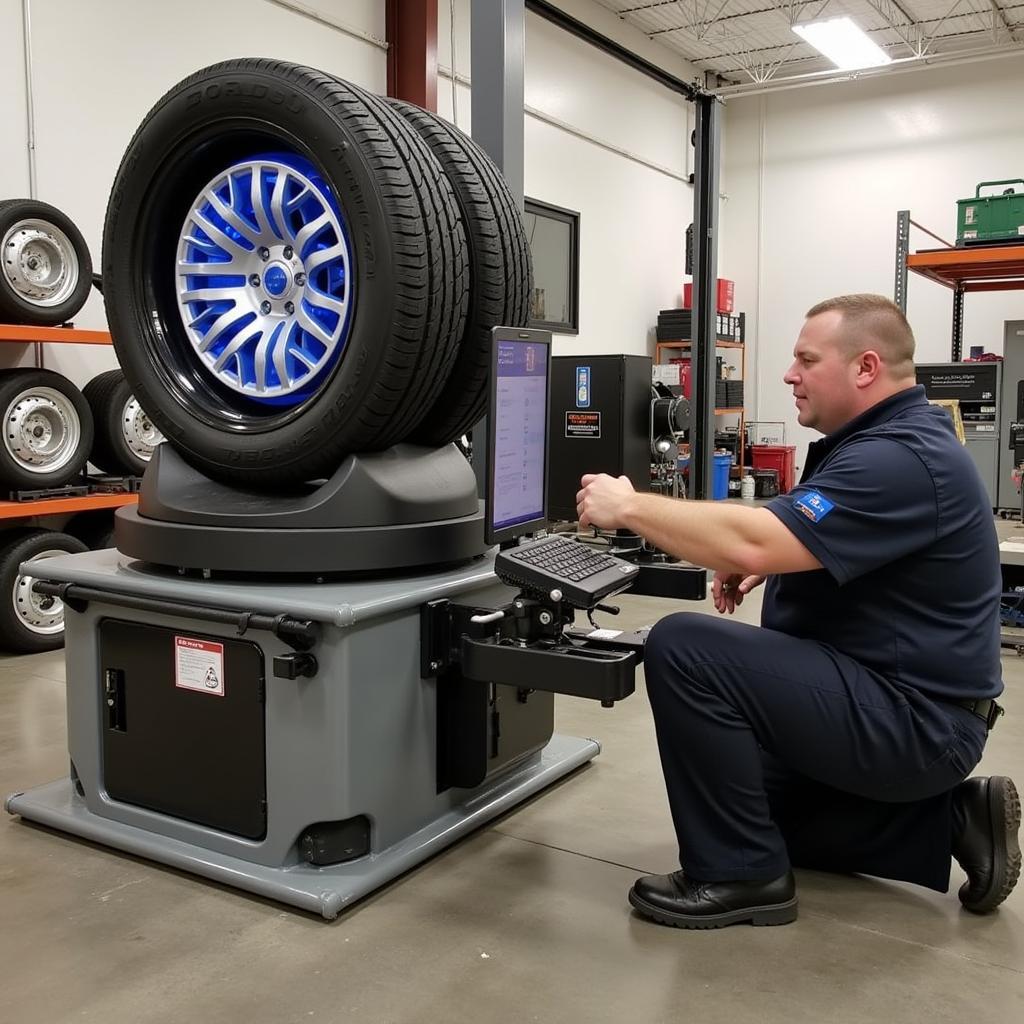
[384,100,533,445]
[0,199,93,326]
[0,368,94,490]
[82,368,161,476]
[0,529,88,653]
[64,509,116,550]
[103,58,469,486]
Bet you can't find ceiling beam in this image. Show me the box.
[863,0,925,56]
[989,0,1019,41]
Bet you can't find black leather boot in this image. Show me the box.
[628,870,798,929]
[952,776,1021,913]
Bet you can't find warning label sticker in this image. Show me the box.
[174,636,225,697]
[565,411,601,438]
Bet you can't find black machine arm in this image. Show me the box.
[421,590,636,707]
[420,535,706,709]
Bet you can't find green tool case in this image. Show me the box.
[956,179,1024,246]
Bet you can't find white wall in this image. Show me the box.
[721,55,1024,466]
[438,0,699,357]
[3,0,385,385]
[0,4,29,197]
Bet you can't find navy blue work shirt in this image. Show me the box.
[763,385,1002,702]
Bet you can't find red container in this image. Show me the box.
[751,445,796,494]
[683,279,735,313]
[670,357,692,398]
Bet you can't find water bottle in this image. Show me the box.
[741,474,756,501]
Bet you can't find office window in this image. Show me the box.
[524,198,579,335]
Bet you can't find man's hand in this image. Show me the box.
[712,571,765,614]
[576,473,636,531]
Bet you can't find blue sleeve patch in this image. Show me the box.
[792,490,835,523]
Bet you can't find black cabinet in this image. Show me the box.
[99,619,267,839]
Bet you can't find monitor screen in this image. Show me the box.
[485,328,552,546]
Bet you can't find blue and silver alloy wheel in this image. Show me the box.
[176,153,353,406]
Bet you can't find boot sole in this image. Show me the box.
[628,888,798,929]
[960,776,1022,914]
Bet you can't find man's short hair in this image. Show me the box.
[806,294,916,378]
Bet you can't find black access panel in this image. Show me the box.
[99,619,267,839]
[548,355,652,521]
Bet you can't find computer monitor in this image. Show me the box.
[484,327,553,546]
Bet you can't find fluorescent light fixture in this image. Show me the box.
[792,17,892,71]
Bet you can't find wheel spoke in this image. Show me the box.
[180,286,243,304]
[254,322,284,392]
[296,304,333,345]
[212,328,259,374]
[249,165,276,240]
[273,325,291,389]
[269,171,290,241]
[305,290,345,315]
[205,188,259,247]
[293,212,332,256]
[178,259,242,276]
[291,347,318,371]
[304,243,346,273]
[196,307,250,353]
[190,210,252,259]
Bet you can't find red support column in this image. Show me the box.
[386,0,438,111]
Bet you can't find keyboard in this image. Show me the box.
[494,535,640,608]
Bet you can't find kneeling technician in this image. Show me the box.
[576,293,1020,930]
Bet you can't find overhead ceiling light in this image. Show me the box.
[792,16,893,71]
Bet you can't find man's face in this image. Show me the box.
[783,311,861,435]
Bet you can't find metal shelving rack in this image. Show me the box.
[894,209,1024,360]
[0,324,139,519]
[895,217,1024,653]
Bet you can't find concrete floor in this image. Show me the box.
[2,556,1023,1023]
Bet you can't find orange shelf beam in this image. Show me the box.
[906,245,1024,290]
[656,338,745,348]
[0,324,112,345]
[0,491,137,521]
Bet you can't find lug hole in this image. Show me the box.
[249,274,261,287]
[260,300,272,314]
[283,246,293,260]
[284,301,295,314]
[258,246,270,260]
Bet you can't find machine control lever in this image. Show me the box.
[272,652,318,679]
[470,610,505,625]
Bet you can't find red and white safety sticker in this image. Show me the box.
[174,636,225,697]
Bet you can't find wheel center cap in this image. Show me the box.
[264,263,291,298]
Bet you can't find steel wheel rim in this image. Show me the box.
[4,385,81,474]
[175,153,354,406]
[121,395,161,461]
[14,549,68,636]
[2,218,80,307]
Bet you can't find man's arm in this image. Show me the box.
[576,474,821,577]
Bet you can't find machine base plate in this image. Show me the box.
[7,734,599,920]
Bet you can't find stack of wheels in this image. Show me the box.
[0,529,88,652]
[0,365,161,653]
[0,368,94,492]
[0,199,93,326]
[82,368,164,477]
[0,369,88,655]
[102,58,532,486]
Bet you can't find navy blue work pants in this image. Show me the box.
[643,613,989,890]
